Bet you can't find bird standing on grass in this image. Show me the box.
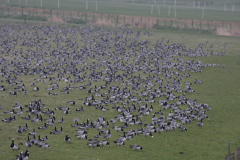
[130,145,143,151]
[11,138,20,151]
[65,135,71,143]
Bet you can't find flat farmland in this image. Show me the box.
[0,24,240,160]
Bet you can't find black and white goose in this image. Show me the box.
[17,126,23,134]
[113,139,125,146]
[25,136,32,148]
[130,145,143,150]
[104,129,111,140]
[39,143,50,149]
[22,123,28,132]
[98,140,110,147]
[11,138,20,151]
[29,129,37,136]
[65,135,71,143]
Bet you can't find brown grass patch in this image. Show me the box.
[48,15,64,23]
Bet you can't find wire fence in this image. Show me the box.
[0,5,240,33]
[210,135,240,160]
[1,0,240,22]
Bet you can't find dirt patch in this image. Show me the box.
[89,19,115,27]
[48,15,64,23]
[216,27,240,37]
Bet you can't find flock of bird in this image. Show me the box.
[0,24,226,159]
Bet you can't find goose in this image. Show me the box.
[46,119,54,126]
[65,135,71,143]
[33,86,39,91]
[113,126,123,132]
[76,133,87,140]
[15,150,29,160]
[50,127,58,135]
[34,135,42,146]
[25,136,32,148]
[4,109,14,114]
[11,138,20,151]
[22,114,31,120]
[38,123,47,130]
[22,123,28,132]
[94,132,101,138]
[155,127,164,133]
[56,127,63,134]
[130,145,143,151]
[39,143,50,149]
[71,122,80,127]
[95,124,103,130]
[98,140,110,147]
[110,118,116,125]
[2,116,15,122]
[113,139,125,146]
[67,101,75,105]
[17,126,23,134]
[31,114,42,123]
[58,117,65,123]
[29,129,37,136]
[15,107,23,116]
[48,92,57,95]
[76,128,87,134]
[197,119,203,127]
[76,106,84,111]
[40,135,48,142]
[87,141,101,148]
[104,129,111,140]
[118,132,127,142]
[64,110,69,115]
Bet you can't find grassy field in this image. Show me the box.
[1,0,240,22]
[0,23,240,160]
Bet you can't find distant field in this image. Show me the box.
[0,0,240,22]
[0,23,240,160]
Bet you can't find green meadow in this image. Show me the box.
[0,23,239,160]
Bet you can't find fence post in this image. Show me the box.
[24,15,26,24]
[116,15,118,23]
[62,10,64,17]
[184,19,186,28]
[215,23,217,30]
[141,16,142,23]
[51,9,52,17]
[8,7,9,15]
[44,9,45,16]
[157,18,158,26]
[208,22,209,30]
[29,9,30,16]
[124,16,125,23]
[171,19,172,27]
[132,16,134,23]
[228,142,230,156]
[192,20,193,28]
[85,13,87,21]
[236,146,240,160]
[101,14,102,20]
[15,8,16,15]
[78,11,79,17]
[177,19,178,27]
[200,21,201,29]
[57,10,58,17]
[92,13,94,20]
[36,9,37,16]
[165,18,166,28]
[108,14,110,20]
[22,8,23,15]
